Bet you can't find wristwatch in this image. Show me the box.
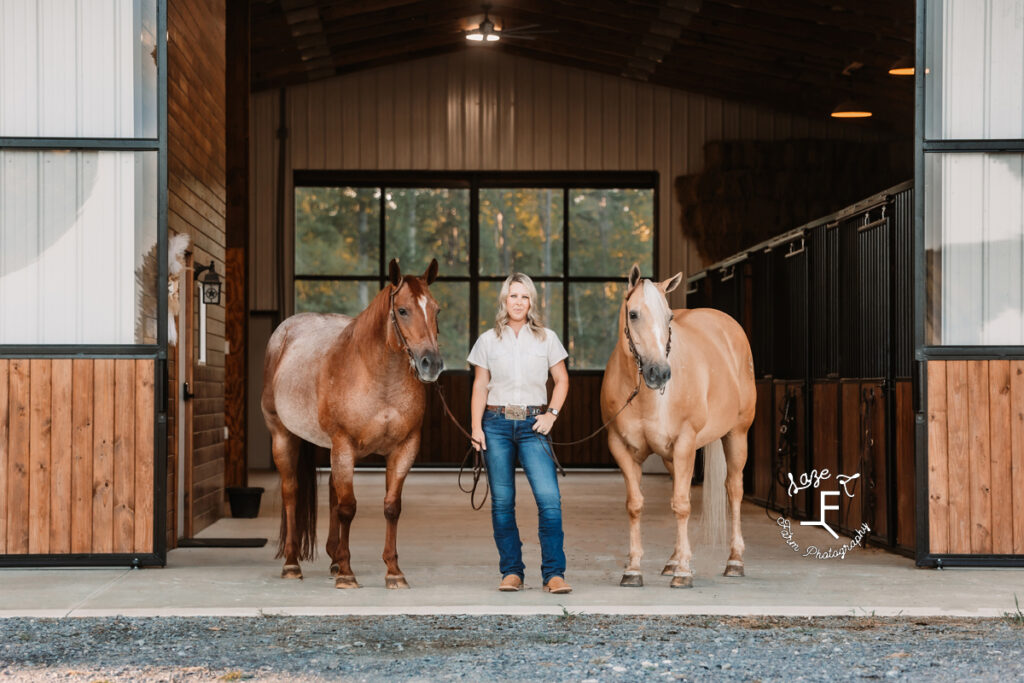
[548,407,560,417]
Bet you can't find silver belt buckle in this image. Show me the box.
[505,404,527,421]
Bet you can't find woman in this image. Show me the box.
[468,273,571,594]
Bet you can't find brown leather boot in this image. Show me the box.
[498,574,523,592]
[543,576,572,594]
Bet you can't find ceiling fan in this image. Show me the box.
[464,4,556,43]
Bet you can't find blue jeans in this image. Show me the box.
[482,410,566,583]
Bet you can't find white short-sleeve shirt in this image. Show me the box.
[467,326,568,406]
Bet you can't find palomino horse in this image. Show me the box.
[261,259,442,589]
[600,264,756,588]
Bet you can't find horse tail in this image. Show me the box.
[276,439,319,561]
[700,439,728,550]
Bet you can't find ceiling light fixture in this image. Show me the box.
[830,100,872,119]
[888,56,915,76]
[467,14,500,42]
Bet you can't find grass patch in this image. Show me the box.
[1003,594,1024,627]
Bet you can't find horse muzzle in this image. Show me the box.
[642,363,671,390]
[414,351,444,383]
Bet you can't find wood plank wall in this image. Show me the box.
[0,359,154,556]
[928,360,1024,555]
[249,50,879,315]
[168,0,227,536]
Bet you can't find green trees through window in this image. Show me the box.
[294,180,654,371]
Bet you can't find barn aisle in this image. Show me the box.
[0,471,1019,618]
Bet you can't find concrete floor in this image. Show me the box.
[1,471,1021,618]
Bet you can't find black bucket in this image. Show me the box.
[226,487,264,518]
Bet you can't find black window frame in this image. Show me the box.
[293,170,659,371]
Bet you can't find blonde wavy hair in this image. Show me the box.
[494,272,546,340]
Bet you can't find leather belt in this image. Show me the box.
[486,404,546,420]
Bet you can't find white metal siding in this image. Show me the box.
[0,151,154,344]
[927,0,1024,139]
[930,153,1024,345]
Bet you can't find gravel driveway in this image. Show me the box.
[2,614,1022,681]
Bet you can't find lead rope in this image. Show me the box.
[440,292,669,509]
[433,383,490,511]
[435,376,641,510]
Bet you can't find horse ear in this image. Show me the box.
[388,259,402,287]
[423,258,439,285]
[628,263,642,289]
[661,272,683,294]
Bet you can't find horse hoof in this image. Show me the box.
[334,575,360,589]
[670,574,693,589]
[386,575,410,589]
[281,564,302,580]
[724,562,745,578]
[661,562,678,576]
[619,573,644,587]
[330,563,341,578]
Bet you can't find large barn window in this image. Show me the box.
[293,174,656,371]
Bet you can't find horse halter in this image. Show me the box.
[388,280,428,378]
[623,293,672,386]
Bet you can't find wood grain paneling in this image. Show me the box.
[895,380,915,552]
[7,360,29,554]
[1012,361,1024,554]
[928,359,1024,558]
[811,380,840,510]
[927,362,949,554]
[135,360,155,553]
[945,361,971,553]
[967,361,992,553]
[28,359,51,554]
[169,0,227,535]
[113,360,136,553]
[71,359,94,553]
[49,359,72,554]
[92,359,115,554]
[839,380,863,534]
[0,359,156,558]
[988,360,1013,554]
[748,379,773,506]
[0,360,8,552]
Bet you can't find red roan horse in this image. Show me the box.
[261,259,442,588]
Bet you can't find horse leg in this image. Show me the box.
[609,433,645,587]
[659,457,682,576]
[326,467,340,571]
[270,429,304,579]
[329,441,359,589]
[382,437,417,589]
[722,429,749,577]
[668,430,698,588]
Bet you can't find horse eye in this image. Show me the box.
[398,307,408,316]
[628,310,639,320]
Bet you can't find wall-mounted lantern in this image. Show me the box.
[194,261,222,366]
[194,261,222,306]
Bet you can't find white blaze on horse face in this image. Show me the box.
[642,280,671,354]
[418,295,429,328]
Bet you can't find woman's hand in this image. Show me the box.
[532,412,557,436]
[471,427,487,451]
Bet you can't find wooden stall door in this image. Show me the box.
[0,358,156,562]
[928,360,1024,558]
